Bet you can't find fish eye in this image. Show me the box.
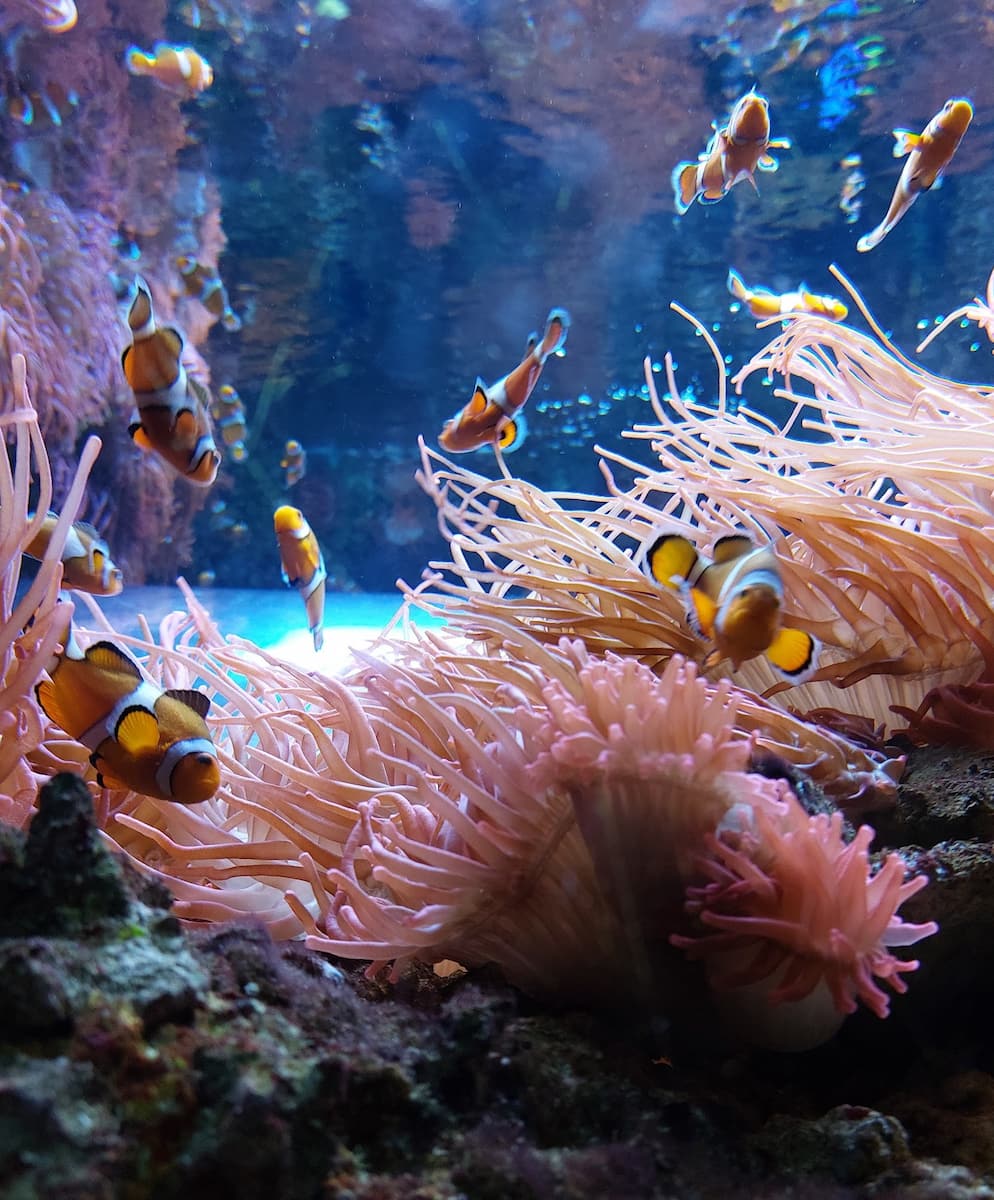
[196,753,213,766]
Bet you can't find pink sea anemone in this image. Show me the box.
[672,801,937,1050]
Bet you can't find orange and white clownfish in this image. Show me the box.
[211,384,248,461]
[727,269,848,323]
[36,623,220,803]
[23,512,124,595]
[672,90,791,215]
[124,43,214,95]
[645,532,818,680]
[439,307,570,454]
[176,256,242,331]
[857,98,973,253]
[122,277,221,486]
[280,439,306,487]
[274,505,326,652]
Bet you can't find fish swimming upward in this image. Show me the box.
[23,513,124,595]
[857,98,973,252]
[122,277,221,486]
[439,307,570,454]
[645,532,818,680]
[36,625,220,803]
[672,90,791,215]
[727,269,848,322]
[125,43,214,95]
[274,505,327,652]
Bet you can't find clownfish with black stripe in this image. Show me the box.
[439,307,570,454]
[23,512,123,596]
[122,277,221,486]
[645,531,818,680]
[36,620,220,803]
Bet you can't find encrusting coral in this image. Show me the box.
[5,272,962,1048]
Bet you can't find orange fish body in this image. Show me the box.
[125,43,213,95]
[122,278,221,486]
[673,91,790,215]
[176,256,242,331]
[439,307,570,454]
[646,532,817,679]
[24,513,124,595]
[36,631,220,803]
[274,506,326,652]
[857,98,973,252]
[727,269,848,322]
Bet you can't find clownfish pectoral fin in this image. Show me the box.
[35,679,71,733]
[164,688,211,719]
[766,626,818,680]
[727,269,750,302]
[671,161,699,214]
[115,707,161,754]
[757,153,779,173]
[85,640,144,678]
[645,533,699,589]
[768,137,792,151]
[685,586,717,641]
[130,422,155,453]
[496,412,527,453]
[467,381,489,415]
[711,533,755,564]
[892,129,921,157]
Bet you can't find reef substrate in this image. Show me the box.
[3,770,994,1200]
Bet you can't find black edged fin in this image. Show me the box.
[164,688,211,719]
[712,533,754,564]
[85,640,143,678]
[645,533,699,588]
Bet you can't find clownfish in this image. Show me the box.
[439,307,570,454]
[274,505,326,652]
[211,384,248,461]
[122,277,221,486]
[672,90,791,215]
[36,624,220,803]
[281,439,306,487]
[857,98,973,253]
[727,269,848,323]
[176,256,242,331]
[645,532,818,680]
[23,513,123,595]
[124,43,214,95]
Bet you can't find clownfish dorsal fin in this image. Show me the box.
[131,424,154,453]
[766,626,818,679]
[115,707,161,754]
[85,640,143,678]
[164,688,211,719]
[645,533,699,589]
[712,533,754,564]
[524,330,539,357]
[466,381,489,415]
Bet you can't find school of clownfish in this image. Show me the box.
[22,83,974,805]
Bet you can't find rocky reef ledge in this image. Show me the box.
[3,769,994,1200]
